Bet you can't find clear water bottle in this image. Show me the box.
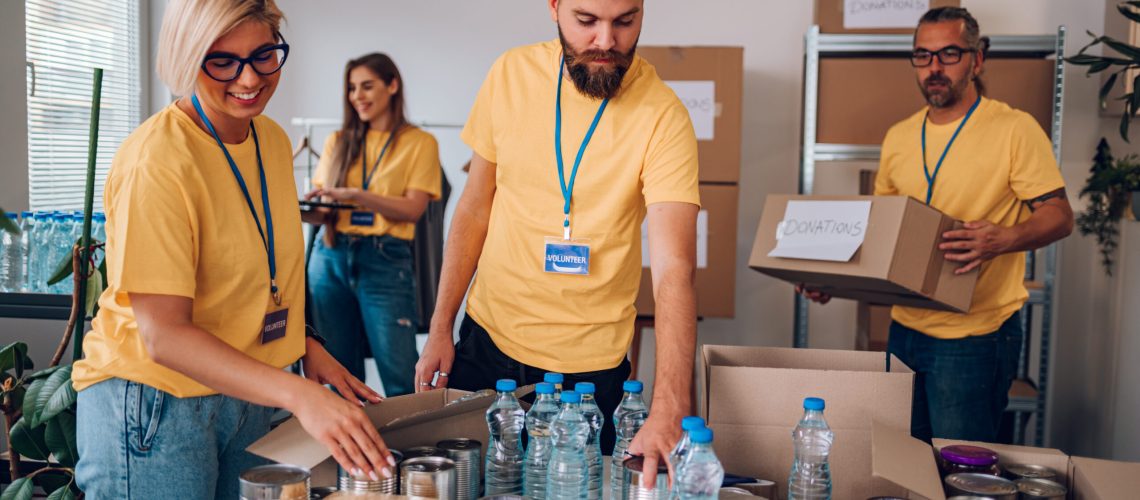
[484,379,525,495]
[1,212,22,292]
[788,397,833,500]
[673,427,723,500]
[31,212,56,293]
[546,390,589,500]
[523,382,560,499]
[544,372,565,402]
[92,213,107,268]
[574,382,603,500]
[669,416,706,471]
[19,212,35,292]
[611,380,649,499]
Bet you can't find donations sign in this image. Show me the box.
[768,200,871,261]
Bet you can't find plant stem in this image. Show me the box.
[3,399,22,481]
[52,246,82,368]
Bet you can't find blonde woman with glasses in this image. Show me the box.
[72,1,394,497]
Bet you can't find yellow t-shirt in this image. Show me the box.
[876,97,1065,339]
[72,103,307,397]
[313,127,442,239]
[460,40,701,372]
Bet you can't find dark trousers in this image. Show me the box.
[448,314,631,455]
[888,311,1023,443]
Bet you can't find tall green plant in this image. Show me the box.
[1076,139,1140,274]
[1068,1,1140,141]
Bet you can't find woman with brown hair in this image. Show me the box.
[303,53,441,397]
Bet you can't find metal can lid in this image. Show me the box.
[401,456,456,473]
[1016,478,1068,496]
[437,438,483,451]
[946,497,995,500]
[240,464,310,486]
[1004,463,1058,479]
[940,445,1000,467]
[945,473,1018,495]
[622,456,668,474]
[401,446,447,458]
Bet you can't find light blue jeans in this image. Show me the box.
[307,232,418,397]
[75,377,276,500]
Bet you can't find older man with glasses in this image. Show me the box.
[800,6,1073,443]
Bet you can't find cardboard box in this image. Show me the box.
[749,194,978,313]
[871,422,1140,499]
[856,302,892,351]
[699,345,915,500]
[635,184,738,318]
[638,46,742,183]
[815,0,960,34]
[818,57,1056,145]
[248,388,523,487]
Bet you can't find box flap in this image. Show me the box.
[871,421,945,500]
[1071,456,1140,500]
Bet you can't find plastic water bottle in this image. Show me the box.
[485,379,525,495]
[18,212,35,292]
[92,213,106,268]
[523,382,560,499]
[1,213,22,292]
[673,427,724,500]
[611,380,649,499]
[669,416,706,471]
[546,390,589,500]
[574,382,603,500]
[48,213,70,294]
[31,212,56,293]
[788,397,833,500]
[544,372,565,402]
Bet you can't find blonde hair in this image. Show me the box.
[156,0,285,97]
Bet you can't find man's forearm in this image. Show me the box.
[1006,199,1074,254]
[649,265,697,415]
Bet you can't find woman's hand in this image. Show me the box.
[301,338,383,406]
[310,187,361,203]
[290,381,396,482]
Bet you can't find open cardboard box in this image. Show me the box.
[247,388,530,487]
[750,195,978,313]
[700,345,915,500]
[871,421,1140,499]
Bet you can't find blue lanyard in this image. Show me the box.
[361,130,396,190]
[191,95,281,305]
[921,95,981,205]
[555,57,610,240]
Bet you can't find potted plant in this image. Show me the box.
[1076,139,1140,275]
[1068,1,1140,141]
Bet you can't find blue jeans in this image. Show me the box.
[307,232,418,397]
[75,378,276,500]
[888,311,1023,443]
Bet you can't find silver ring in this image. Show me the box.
[438,372,450,377]
[420,382,432,386]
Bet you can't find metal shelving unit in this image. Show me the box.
[795,26,1066,447]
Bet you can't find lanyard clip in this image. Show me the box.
[271,279,282,306]
[563,215,571,240]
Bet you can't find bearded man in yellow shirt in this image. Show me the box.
[804,7,1073,443]
[415,0,701,485]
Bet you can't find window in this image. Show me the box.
[25,0,142,211]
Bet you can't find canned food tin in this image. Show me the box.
[1004,464,1058,481]
[437,438,482,500]
[1015,478,1067,499]
[308,486,337,499]
[946,497,997,500]
[622,456,669,500]
[403,445,449,459]
[338,449,403,493]
[945,473,1018,500]
[239,464,310,500]
[401,456,458,500]
[476,496,525,500]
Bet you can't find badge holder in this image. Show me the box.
[544,230,591,276]
[349,211,376,226]
[261,295,290,344]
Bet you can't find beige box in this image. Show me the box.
[871,422,1140,499]
[699,345,914,500]
[814,0,960,34]
[638,46,743,184]
[749,194,978,313]
[635,184,738,318]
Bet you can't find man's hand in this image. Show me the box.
[626,410,683,489]
[939,220,1014,274]
[301,339,383,406]
[795,283,831,304]
[414,325,455,392]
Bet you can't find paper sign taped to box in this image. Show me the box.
[844,0,929,29]
[642,209,708,268]
[665,81,715,140]
[768,200,871,261]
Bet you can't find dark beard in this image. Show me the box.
[919,72,969,108]
[558,27,637,100]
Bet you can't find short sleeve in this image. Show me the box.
[405,132,443,200]
[106,165,197,305]
[460,55,503,164]
[641,101,700,207]
[875,139,899,196]
[1009,113,1065,200]
[311,134,338,188]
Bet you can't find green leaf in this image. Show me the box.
[6,383,27,412]
[1122,109,1132,143]
[9,418,50,461]
[35,366,75,425]
[1067,53,1105,65]
[0,477,34,500]
[0,342,33,377]
[27,365,62,381]
[46,242,75,286]
[84,268,103,318]
[32,471,72,495]
[44,485,75,500]
[1102,35,1140,60]
[0,208,18,236]
[1102,72,1121,105]
[44,411,78,468]
[1119,2,1140,24]
[23,377,45,425]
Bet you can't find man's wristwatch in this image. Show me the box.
[304,325,327,346]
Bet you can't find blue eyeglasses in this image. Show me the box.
[200,33,290,82]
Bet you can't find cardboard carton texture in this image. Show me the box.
[814,0,960,35]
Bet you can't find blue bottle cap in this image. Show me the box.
[5,213,16,219]
[681,416,705,431]
[689,427,713,444]
[574,382,595,394]
[622,380,643,393]
[804,397,825,411]
[21,211,32,218]
[495,379,517,392]
[560,390,581,404]
[536,382,555,395]
[544,372,564,384]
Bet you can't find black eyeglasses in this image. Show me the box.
[910,45,974,67]
[201,33,290,82]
